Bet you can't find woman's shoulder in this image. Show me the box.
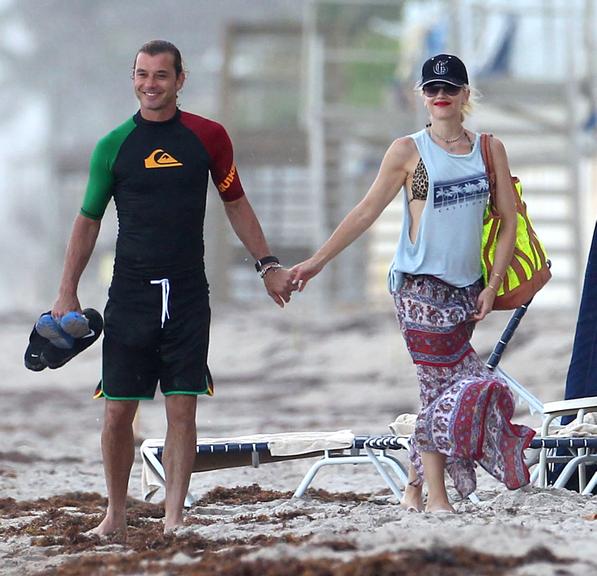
[388,134,419,157]
[482,133,507,153]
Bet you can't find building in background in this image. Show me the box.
[1,0,594,315]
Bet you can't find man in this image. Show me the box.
[50,40,294,536]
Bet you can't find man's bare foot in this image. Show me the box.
[86,516,127,542]
[164,522,185,536]
[163,517,184,534]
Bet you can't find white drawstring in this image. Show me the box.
[150,278,170,328]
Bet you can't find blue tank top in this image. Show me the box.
[388,128,489,293]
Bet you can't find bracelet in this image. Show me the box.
[260,263,282,279]
[255,255,280,273]
[491,272,503,281]
[487,284,498,293]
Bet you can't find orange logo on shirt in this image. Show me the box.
[144,149,183,168]
[217,164,236,192]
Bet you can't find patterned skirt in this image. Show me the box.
[393,274,535,498]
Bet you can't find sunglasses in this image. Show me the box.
[422,83,463,97]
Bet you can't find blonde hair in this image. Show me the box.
[461,84,482,119]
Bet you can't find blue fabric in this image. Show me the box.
[387,129,488,293]
[562,221,597,424]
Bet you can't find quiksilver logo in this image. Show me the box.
[217,164,236,193]
[144,149,183,168]
[433,60,448,75]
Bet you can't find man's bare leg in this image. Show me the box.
[421,451,455,513]
[401,464,424,511]
[163,394,197,532]
[90,399,139,537]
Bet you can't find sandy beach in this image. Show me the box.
[2,301,597,575]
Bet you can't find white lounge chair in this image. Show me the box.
[140,432,410,507]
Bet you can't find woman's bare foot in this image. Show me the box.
[400,485,424,512]
[425,502,455,514]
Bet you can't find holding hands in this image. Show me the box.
[261,265,296,308]
[259,254,324,307]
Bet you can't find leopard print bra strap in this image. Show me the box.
[409,158,429,203]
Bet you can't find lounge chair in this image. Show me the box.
[140,432,410,506]
[486,303,597,493]
[526,398,597,493]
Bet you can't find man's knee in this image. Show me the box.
[104,400,138,430]
[165,394,197,426]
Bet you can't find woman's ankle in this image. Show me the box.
[425,495,453,512]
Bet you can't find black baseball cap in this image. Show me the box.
[419,54,469,87]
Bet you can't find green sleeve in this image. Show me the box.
[80,117,136,220]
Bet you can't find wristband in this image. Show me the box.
[255,255,280,273]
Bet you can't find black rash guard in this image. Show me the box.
[81,108,244,279]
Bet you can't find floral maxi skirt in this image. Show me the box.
[394,274,535,498]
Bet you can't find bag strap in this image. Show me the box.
[480,133,498,213]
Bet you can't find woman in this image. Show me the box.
[291,54,535,513]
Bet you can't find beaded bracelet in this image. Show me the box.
[260,263,283,279]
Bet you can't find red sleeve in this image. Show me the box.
[180,111,245,202]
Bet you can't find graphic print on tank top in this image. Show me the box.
[433,173,489,211]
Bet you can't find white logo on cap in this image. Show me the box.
[433,60,448,75]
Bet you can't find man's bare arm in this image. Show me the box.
[52,214,101,317]
[223,196,293,307]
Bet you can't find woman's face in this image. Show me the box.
[423,83,470,121]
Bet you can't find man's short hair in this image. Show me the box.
[134,40,184,77]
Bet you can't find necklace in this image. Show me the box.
[430,127,465,144]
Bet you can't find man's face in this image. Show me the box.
[133,52,185,119]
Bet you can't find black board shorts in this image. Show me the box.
[101,272,211,400]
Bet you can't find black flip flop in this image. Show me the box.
[24,310,51,371]
[24,308,103,371]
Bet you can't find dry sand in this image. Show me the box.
[1,300,596,575]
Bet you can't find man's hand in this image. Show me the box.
[52,293,82,319]
[262,267,296,308]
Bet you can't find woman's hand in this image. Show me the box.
[472,287,496,321]
[290,258,324,292]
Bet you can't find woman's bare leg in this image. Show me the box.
[401,463,424,511]
[421,451,455,513]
